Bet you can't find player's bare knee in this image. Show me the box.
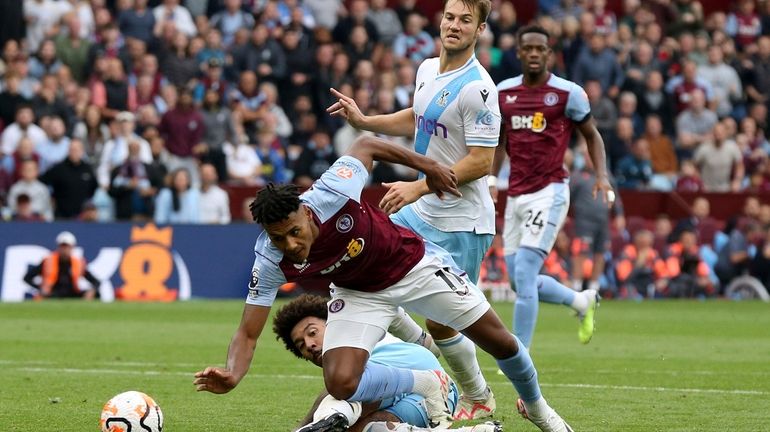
[425,319,457,340]
[323,370,360,400]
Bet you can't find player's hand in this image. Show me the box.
[380,181,425,214]
[193,367,238,394]
[423,162,461,199]
[593,176,615,208]
[327,88,366,129]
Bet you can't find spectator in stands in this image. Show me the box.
[585,79,616,140]
[665,228,713,297]
[29,40,63,81]
[98,111,153,189]
[333,0,380,47]
[617,91,644,138]
[0,74,30,128]
[622,40,660,93]
[23,231,99,299]
[675,159,705,192]
[93,58,137,121]
[715,219,762,292]
[160,32,199,88]
[368,0,402,46]
[234,24,287,84]
[198,162,231,224]
[260,81,293,140]
[40,138,97,219]
[608,117,634,172]
[118,0,156,45]
[279,30,314,109]
[693,122,744,192]
[229,70,267,140]
[159,87,206,187]
[726,0,762,51]
[255,113,288,184]
[616,138,653,189]
[54,14,91,84]
[224,133,262,185]
[109,139,164,221]
[33,74,75,132]
[72,104,111,162]
[11,193,44,221]
[644,115,677,187]
[199,87,235,183]
[653,213,674,255]
[698,44,743,119]
[153,0,197,37]
[1,105,47,157]
[667,59,713,115]
[209,0,255,48]
[393,12,434,66]
[24,0,73,55]
[616,229,669,299]
[676,88,718,160]
[10,137,40,183]
[292,128,336,188]
[7,159,52,221]
[154,167,200,224]
[85,23,123,86]
[37,116,71,173]
[571,32,623,98]
[636,70,675,135]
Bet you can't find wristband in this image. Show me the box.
[487,175,498,187]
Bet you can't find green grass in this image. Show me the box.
[0,300,768,431]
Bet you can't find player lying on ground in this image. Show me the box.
[193,136,573,432]
[272,294,501,432]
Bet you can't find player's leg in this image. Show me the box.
[461,310,574,432]
[323,286,453,428]
[390,206,492,411]
[388,307,440,357]
[401,263,573,432]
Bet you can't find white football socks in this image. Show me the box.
[312,395,361,425]
[435,333,487,400]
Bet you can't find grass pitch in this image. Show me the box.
[0,299,768,431]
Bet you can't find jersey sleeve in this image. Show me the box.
[460,80,501,147]
[244,238,287,307]
[312,156,369,202]
[565,83,591,123]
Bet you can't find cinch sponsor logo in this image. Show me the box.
[415,114,449,139]
[510,112,546,133]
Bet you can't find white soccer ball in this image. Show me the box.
[99,390,164,432]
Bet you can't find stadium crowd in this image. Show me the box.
[1,0,770,297]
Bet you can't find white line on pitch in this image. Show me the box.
[12,366,768,396]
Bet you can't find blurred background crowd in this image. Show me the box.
[0,0,769,298]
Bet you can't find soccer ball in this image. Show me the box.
[99,391,164,432]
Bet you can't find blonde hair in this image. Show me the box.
[444,0,492,25]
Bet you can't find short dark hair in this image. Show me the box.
[249,183,301,224]
[516,25,550,44]
[272,294,330,359]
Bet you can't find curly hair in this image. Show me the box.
[272,294,330,360]
[249,183,301,224]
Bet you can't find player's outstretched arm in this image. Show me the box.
[578,118,615,206]
[193,304,270,394]
[346,136,460,199]
[327,88,415,137]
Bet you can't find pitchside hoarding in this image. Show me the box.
[0,222,260,302]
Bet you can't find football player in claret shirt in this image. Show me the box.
[194,136,574,432]
[326,0,500,418]
[491,24,614,351]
